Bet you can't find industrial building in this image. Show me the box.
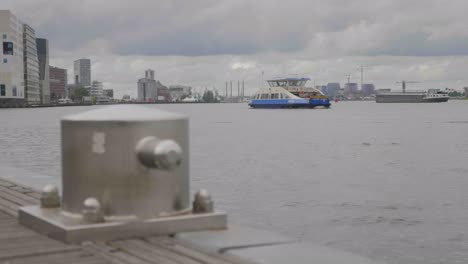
[361,83,375,97]
[169,85,191,101]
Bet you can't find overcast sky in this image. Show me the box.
[4,0,468,97]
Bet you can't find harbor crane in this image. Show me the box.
[396,81,419,93]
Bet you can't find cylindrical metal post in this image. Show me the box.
[61,105,189,219]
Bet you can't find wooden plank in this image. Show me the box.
[0,245,80,260]
[113,239,202,264]
[0,179,41,201]
[84,243,152,264]
[0,211,13,219]
[10,186,34,193]
[111,239,181,264]
[0,218,19,226]
[0,230,40,239]
[24,191,41,200]
[0,236,74,253]
[147,237,242,264]
[0,185,39,205]
[0,180,15,188]
[0,187,35,207]
[4,250,110,264]
[0,196,20,216]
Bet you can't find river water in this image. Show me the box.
[1,101,468,263]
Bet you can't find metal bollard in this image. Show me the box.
[18,105,227,243]
[60,105,190,219]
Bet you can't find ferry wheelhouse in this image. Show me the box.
[248,78,331,109]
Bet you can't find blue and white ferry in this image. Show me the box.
[248,78,331,109]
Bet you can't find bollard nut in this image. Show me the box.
[82,197,105,223]
[192,189,214,214]
[40,184,60,208]
[136,136,183,170]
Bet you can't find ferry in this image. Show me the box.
[248,77,331,109]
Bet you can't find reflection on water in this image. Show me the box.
[1,101,468,264]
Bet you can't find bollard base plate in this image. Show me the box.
[18,205,227,244]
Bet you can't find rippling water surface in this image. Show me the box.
[1,101,468,263]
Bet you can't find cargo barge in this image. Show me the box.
[376,89,449,103]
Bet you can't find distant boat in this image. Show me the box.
[376,89,449,103]
[182,97,197,102]
[58,98,73,104]
[248,78,331,109]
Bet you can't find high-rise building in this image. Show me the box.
[49,66,67,99]
[0,10,25,106]
[74,58,91,87]
[36,38,49,104]
[361,83,375,97]
[90,80,103,97]
[23,23,40,104]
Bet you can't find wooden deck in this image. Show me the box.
[0,178,245,264]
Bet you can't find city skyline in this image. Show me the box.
[3,1,468,98]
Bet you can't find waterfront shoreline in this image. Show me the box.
[0,101,229,109]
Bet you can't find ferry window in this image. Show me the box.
[268,81,275,87]
[3,42,13,55]
[0,84,5,96]
[288,81,298,86]
[283,93,289,99]
[271,93,279,99]
[261,94,269,99]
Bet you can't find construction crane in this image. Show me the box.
[396,81,419,93]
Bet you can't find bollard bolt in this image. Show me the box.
[136,136,183,170]
[192,189,214,214]
[40,185,60,208]
[82,197,104,223]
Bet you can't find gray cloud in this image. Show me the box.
[5,0,466,57]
